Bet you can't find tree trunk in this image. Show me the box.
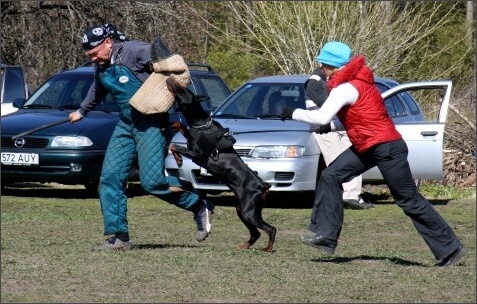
[466,1,474,48]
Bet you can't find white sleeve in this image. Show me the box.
[305,99,318,109]
[292,82,358,127]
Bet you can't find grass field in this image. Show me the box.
[1,183,475,303]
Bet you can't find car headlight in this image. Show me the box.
[51,136,93,147]
[250,145,304,158]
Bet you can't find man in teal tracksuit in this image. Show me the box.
[69,24,212,251]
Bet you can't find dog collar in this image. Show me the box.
[190,118,213,129]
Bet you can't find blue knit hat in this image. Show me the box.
[315,41,352,68]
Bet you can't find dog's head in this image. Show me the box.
[166,78,210,117]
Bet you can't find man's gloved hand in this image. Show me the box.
[281,107,296,121]
[310,123,332,134]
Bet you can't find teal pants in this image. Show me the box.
[99,112,201,235]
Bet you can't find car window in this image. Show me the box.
[376,82,407,118]
[401,91,424,116]
[188,76,230,111]
[215,83,305,118]
[384,96,407,117]
[381,84,446,123]
[23,73,118,112]
[2,67,28,103]
[404,88,444,122]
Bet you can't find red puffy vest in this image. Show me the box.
[328,56,402,153]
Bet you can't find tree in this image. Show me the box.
[0,1,211,89]
[191,1,473,84]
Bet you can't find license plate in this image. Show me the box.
[1,152,39,165]
[199,167,212,176]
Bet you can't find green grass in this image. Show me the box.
[1,183,475,303]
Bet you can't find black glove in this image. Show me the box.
[310,123,332,134]
[281,107,296,121]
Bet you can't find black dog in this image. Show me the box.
[166,78,277,252]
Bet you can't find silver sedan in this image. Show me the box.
[165,75,452,194]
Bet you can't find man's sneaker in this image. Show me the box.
[343,197,375,210]
[193,199,213,242]
[92,237,133,251]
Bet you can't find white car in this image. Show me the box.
[1,64,31,116]
[165,75,451,194]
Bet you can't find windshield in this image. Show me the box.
[214,82,306,119]
[23,73,118,112]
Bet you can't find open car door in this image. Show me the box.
[363,80,452,181]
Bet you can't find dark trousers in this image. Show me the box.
[310,138,462,260]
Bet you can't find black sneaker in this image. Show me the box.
[299,235,337,254]
[193,199,213,242]
[435,245,466,267]
[344,197,375,210]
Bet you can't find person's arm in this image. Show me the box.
[79,69,108,115]
[291,83,358,130]
[69,70,108,122]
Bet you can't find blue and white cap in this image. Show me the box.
[81,23,128,50]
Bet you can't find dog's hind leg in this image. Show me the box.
[235,205,261,250]
[243,191,277,252]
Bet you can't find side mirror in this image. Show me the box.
[12,97,26,108]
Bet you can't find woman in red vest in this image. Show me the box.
[281,41,465,266]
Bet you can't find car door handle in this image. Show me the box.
[420,131,438,137]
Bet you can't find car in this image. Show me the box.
[1,64,31,116]
[165,75,451,195]
[1,62,231,192]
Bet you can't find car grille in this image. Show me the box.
[235,148,251,157]
[1,137,49,148]
[274,172,294,181]
[190,169,294,186]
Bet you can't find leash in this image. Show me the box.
[229,129,311,135]
[12,118,71,140]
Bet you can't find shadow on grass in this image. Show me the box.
[208,191,452,209]
[311,255,427,267]
[133,243,203,250]
[360,191,452,206]
[206,191,316,209]
[1,182,145,199]
[3,183,452,207]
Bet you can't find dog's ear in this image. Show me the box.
[166,78,182,96]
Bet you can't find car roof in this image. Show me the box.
[243,74,399,86]
[1,63,23,69]
[60,66,95,75]
[62,62,221,77]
